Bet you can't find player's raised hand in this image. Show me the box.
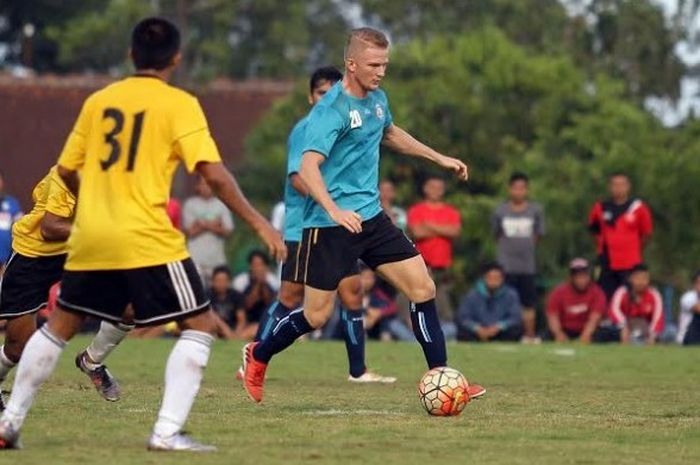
[437,155,469,181]
[330,209,363,234]
[257,223,287,262]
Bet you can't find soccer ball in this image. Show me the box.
[418,367,470,416]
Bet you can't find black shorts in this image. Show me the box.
[281,240,359,284]
[301,213,419,291]
[505,273,537,308]
[58,258,209,327]
[0,251,66,319]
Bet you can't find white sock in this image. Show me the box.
[84,322,133,369]
[1,327,65,430]
[153,330,214,437]
[0,345,17,385]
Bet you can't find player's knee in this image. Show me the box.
[179,309,217,336]
[338,285,363,309]
[406,278,436,303]
[279,285,304,309]
[304,305,333,329]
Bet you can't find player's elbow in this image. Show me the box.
[40,217,69,241]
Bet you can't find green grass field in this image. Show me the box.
[3,336,699,464]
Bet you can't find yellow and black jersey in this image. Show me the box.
[12,166,76,257]
[57,76,222,270]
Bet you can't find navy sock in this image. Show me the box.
[254,300,292,342]
[341,307,366,378]
[253,308,313,363]
[410,299,447,368]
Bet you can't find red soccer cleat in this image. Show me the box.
[241,342,268,403]
[467,383,486,400]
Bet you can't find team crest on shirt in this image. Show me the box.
[375,104,385,119]
[349,109,363,129]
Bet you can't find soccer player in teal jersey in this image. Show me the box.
[248,66,395,383]
[242,28,485,403]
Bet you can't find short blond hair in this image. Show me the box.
[345,27,389,59]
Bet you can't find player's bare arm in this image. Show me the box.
[40,212,72,242]
[381,124,468,181]
[56,165,80,196]
[197,161,287,262]
[299,151,362,233]
[289,173,310,196]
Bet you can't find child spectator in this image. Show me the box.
[546,258,606,343]
[609,264,663,345]
[456,262,523,342]
[491,172,545,343]
[362,267,414,341]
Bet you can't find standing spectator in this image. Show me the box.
[456,262,523,342]
[166,197,182,230]
[678,271,700,345]
[407,175,461,332]
[208,265,245,334]
[589,172,653,299]
[546,258,606,343]
[182,176,234,284]
[491,172,545,343]
[233,250,279,339]
[379,180,407,230]
[0,170,23,269]
[609,264,663,345]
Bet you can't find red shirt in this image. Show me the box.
[408,201,460,269]
[609,286,664,335]
[546,282,606,333]
[167,198,182,230]
[588,199,652,270]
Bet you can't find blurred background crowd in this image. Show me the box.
[2,0,700,345]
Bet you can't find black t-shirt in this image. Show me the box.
[208,288,244,327]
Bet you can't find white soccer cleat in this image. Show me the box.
[348,371,397,384]
[147,433,217,452]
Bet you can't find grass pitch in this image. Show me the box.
[3,336,699,464]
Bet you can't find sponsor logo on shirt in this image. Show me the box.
[565,303,589,315]
[502,217,534,238]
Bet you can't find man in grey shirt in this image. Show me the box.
[491,172,545,343]
[183,176,234,284]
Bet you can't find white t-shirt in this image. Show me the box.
[182,195,234,270]
[233,271,280,293]
[678,290,698,344]
[271,201,285,233]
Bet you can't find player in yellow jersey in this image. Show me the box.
[0,18,285,452]
[0,166,133,408]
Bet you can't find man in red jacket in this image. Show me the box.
[588,172,653,299]
[546,258,606,343]
[609,264,664,345]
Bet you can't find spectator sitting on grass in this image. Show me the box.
[361,266,414,341]
[679,270,700,345]
[545,258,606,343]
[609,264,664,345]
[456,262,523,342]
[208,265,245,339]
[233,250,279,340]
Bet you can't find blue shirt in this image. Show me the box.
[282,116,308,242]
[302,82,393,228]
[0,195,22,263]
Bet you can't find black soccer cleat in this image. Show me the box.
[75,351,121,402]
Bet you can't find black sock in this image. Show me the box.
[341,307,366,378]
[253,308,313,363]
[410,299,447,368]
[254,300,292,342]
